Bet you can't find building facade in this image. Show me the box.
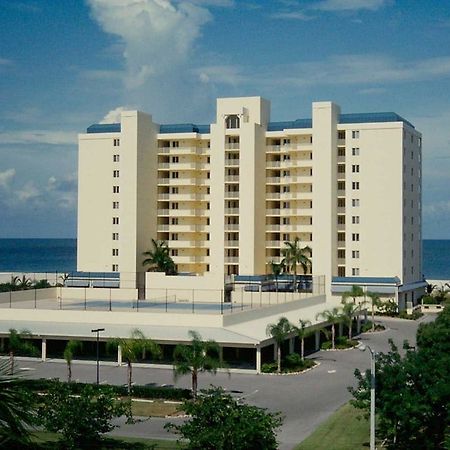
[78,96,424,307]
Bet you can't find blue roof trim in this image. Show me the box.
[159,123,210,134]
[268,119,312,131]
[332,276,400,284]
[340,112,414,129]
[87,123,121,133]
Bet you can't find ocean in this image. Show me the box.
[0,238,449,280]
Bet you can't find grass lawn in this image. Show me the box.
[31,431,184,449]
[295,403,372,450]
[130,399,183,417]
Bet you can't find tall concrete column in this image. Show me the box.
[289,337,295,354]
[338,323,343,337]
[315,330,321,350]
[41,338,47,362]
[273,343,277,361]
[219,347,224,367]
[117,345,122,366]
[256,346,261,374]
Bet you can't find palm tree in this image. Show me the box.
[342,285,364,304]
[266,317,294,373]
[63,340,82,382]
[173,331,221,399]
[269,260,285,291]
[108,329,161,394]
[7,329,38,375]
[366,291,382,332]
[293,319,312,361]
[142,239,176,275]
[281,238,312,291]
[340,301,360,340]
[0,359,36,447]
[315,308,342,350]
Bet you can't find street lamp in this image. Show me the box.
[360,344,376,450]
[91,328,105,385]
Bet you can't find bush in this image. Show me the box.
[399,310,423,320]
[261,362,278,373]
[322,338,358,350]
[361,321,386,333]
[284,353,302,368]
[421,295,437,305]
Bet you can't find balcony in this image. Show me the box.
[266,224,280,231]
[266,240,281,248]
[157,224,169,231]
[224,191,239,199]
[174,255,206,264]
[225,224,239,231]
[224,256,239,263]
[225,240,239,247]
[266,145,281,152]
[225,143,240,150]
[266,208,281,216]
[157,146,206,155]
[225,159,240,166]
[266,192,281,199]
[280,192,312,200]
[164,224,210,233]
[225,175,239,183]
[266,160,281,168]
[225,208,239,215]
[266,177,281,184]
[169,240,207,248]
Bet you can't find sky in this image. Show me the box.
[0,0,449,239]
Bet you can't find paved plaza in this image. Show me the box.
[13,314,434,450]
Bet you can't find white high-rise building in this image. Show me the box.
[78,97,425,309]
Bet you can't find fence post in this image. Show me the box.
[109,288,112,311]
[84,288,87,311]
[165,289,168,312]
[241,287,244,311]
[220,289,223,315]
[34,288,37,309]
[9,290,12,308]
[192,289,195,314]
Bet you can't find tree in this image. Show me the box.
[342,284,364,304]
[269,260,285,291]
[366,291,382,332]
[63,340,82,383]
[108,329,161,394]
[266,317,294,373]
[38,382,133,449]
[0,359,36,448]
[165,387,283,450]
[12,275,32,290]
[142,238,176,275]
[293,319,312,361]
[173,331,221,399]
[350,305,450,449]
[340,300,360,340]
[281,237,312,291]
[315,308,342,350]
[7,329,38,375]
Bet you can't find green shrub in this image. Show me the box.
[261,362,278,373]
[421,295,436,305]
[322,338,358,350]
[361,321,386,332]
[284,353,302,368]
[321,341,332,350]
[398,310,423,320]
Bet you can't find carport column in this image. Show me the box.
[41,338,47,362]
[256,345,261,374]
[273,342,277,361]
[219,347,223,367]
[315,330,320,351]
[338,322,343,337]
[289,337,295,354]
[117,345,122,366]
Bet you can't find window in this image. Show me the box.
[352,181,360,190]
[206,249,210,256]
[282,217,290,225]
[207,172,210,179]
[352,250,360,258]
[411,184,414,192]
[171,233,178,240]
[352,147,360,156]
[207,202,210,210]
[337,249,346,258]
[352,165,359,173]
[338,130,346,139]
[338,147,345,157]
[352,233,360,241]
[171,187,179,194]
[171,217,178,225]
[206,264,210,272]
[206,233,210,241]
[282,202,290,208]
[352,268,360,276]
[171,202,178,209]
[112,249,119,256]
[113,154,120,162]
[206,218,210,225]
[113,138,120,147]
[112,233,119,240]
[352,130,360,139]
[113,186,119,193]
[352,216,360,224]
[113,170,119,177]
[206,187,210,194]
[337,215,345,225]
[112,217,119,225]
[338,266,346,276]
[112,264,119,272]
[337,198,346,207]
[282,233,289,241]
[352,199,360,207]
[171,156,179,163]
[283,186,290,193]
[171,172,179,179]
[113,201,119,209]
[225,115,240,129]
[337,181,345,190]
[337,164,346,174]
[171,141,179,148]
[207,156,210,163]
[338,232,346,242]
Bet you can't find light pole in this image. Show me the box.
[91,328,105,385]
[360,344,376,450]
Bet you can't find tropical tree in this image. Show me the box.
[173,330,221,399]
[281,238,312,291]
[266,317,294,373]
[340,301,360,340]
[63,340,83,383]
[142,238,176,275]
[315,308,342,350]
[0,359,36,448]
[7,329,38,375]
[433,284,450,303]
[342,284,364,304]
[366,291,382,332]
[108,329,161,394]
[269,260,285,290]
[293,319,312,361]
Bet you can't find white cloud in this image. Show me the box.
[0,130,77,145]
[358,87,387,94]
[16,181,39,202]
[0,168,15,189]
[314,0,388,11]
[196,65,247,85]
[99,106,130,124]
[270,10,312,20]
